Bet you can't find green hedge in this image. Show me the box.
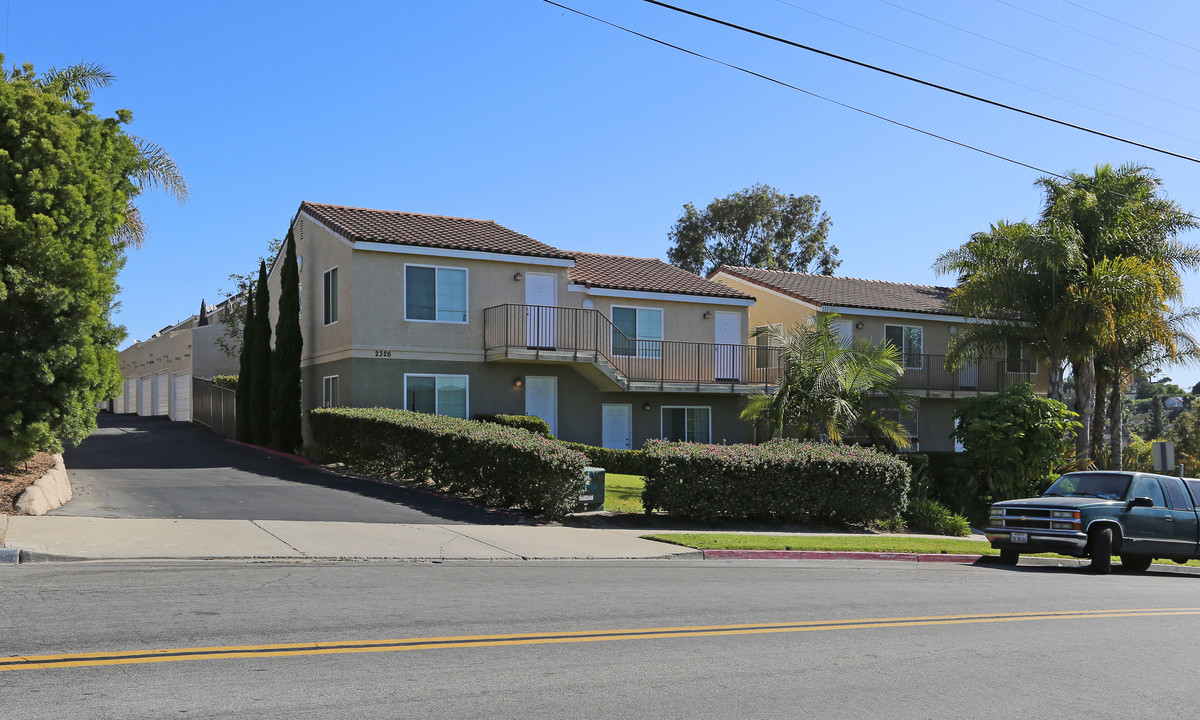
[643,439,909,525]
[310,407,588,518]
[559,441,650,476]
[474,413,552,437]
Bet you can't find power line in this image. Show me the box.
[771,0,1200,148]
[875,0,1200,115]
[1058,0,1200,55]
[639,0,1200,165]
[542,0,1069,180]
[992,0,1200,78]
[542,1,1200,224]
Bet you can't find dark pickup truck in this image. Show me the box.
[986,471,1200,574]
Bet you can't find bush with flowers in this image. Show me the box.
[642,438,909,525]
[310,407,588,518]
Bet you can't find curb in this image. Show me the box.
[0,548,19,565]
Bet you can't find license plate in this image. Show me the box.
[1010,532,1028,544]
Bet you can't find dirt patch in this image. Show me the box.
[0,452,57,515]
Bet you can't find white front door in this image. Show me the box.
[714,311,742,381]
[601,404,632,450]
[525,376,558,436]
[525,272,557,348]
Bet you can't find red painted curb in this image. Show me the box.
[701,549,984,564]
[224,438,314,465]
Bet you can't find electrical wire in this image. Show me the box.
[875,0,1200,115]
[992,0,1200,78]
[771,0,1200,148]
[640,0,1200,164]
[542,0,1070,181]
[542,0,1200,223]
[1058,0,1200,55]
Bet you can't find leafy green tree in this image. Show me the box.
[0,59,181,465]
[740,314,913,448]
[234,285,255,443]
[249,261,272,446]
[952,384,1080,500]
[667,183,837,276]
[270,232,303,452]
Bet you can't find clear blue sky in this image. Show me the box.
[10,0,1200,388]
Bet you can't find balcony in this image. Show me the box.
[484,304,781,393]
[896,354,1033,396]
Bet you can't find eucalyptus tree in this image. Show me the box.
[740,314,914,448]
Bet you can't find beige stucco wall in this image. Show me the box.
[712,273,817,333]
[580,294,751,345]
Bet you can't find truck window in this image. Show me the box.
[1187,480,1200,507]
[1130,476,1168,508]
[1162,477,1192,511]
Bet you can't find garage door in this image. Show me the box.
[139,376,152,416]
[154,373,169,416]
[171,373,191,422]
[125,378,136,413]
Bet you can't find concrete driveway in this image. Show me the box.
[57,413,519,524]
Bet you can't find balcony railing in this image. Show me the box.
[484,305,1035,394]
[897,355,1033,393]
[484,304,782,389]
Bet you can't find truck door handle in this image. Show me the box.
[1165,515,1174,521]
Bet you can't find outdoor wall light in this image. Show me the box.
[514,378,523,388]
[513,272,523,281]
[855,322,864,329]
[948,325,958,336]
[703,310,713,319]
[642,402,651,411]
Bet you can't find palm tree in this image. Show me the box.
[740,314,914,448]
[2,58,189,248]
[1037,163,1199,460]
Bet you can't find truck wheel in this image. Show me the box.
[999,549,1019,566]
[1089,528,1113,574]
[1120,555,1153,573]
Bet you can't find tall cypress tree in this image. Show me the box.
[249,260,273,446]
[271,232,303,451]
[235,286,255,442]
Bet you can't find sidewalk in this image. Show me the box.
[0,515,702,562]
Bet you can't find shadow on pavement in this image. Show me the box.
[62,413,530,525]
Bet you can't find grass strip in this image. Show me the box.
[604,473,645,514]
[643,533,1200,566]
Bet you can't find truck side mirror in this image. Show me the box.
[1125,496,1154,510]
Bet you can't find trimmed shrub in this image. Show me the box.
[903,498,972,537]
[211,374,238,391]
[310,407,588,518]
[474,413,552,437]
[643,439,909,525]
[559,441,650,476]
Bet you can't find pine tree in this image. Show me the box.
[270,232,303,451]
[249,261,273,446]
[235,287,255,442]
[1145,396,1167,440]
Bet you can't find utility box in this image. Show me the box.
[575,466,606,512]
[1153,441,1176,474]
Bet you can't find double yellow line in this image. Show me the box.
[3,608,1196,672]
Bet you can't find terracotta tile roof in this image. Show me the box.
[569,253,753,300]
[300,202,575,260]
[712,265,955,315]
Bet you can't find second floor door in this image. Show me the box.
[526,273,557,349]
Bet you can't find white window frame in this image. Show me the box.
[404,263,469,324]
[611,304,664,359]
[403,373,470,418]
[884,324,923,370]
[322,375,339,408]
[660,406,712,444]
[323,267,339,326]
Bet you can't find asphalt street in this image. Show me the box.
[4,559,1199,719]
[57,413,515,524]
